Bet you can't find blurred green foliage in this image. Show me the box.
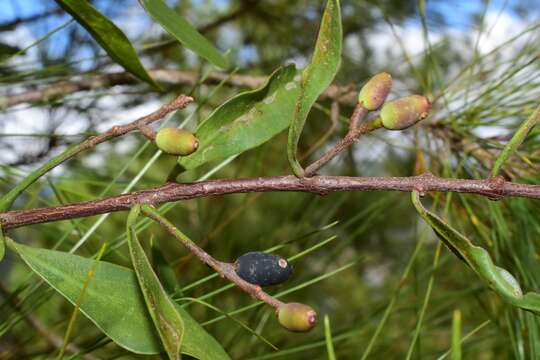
[0,0,539,359]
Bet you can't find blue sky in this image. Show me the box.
[0,0,536,165]
[0,0,533,28]
[0,0,533,65]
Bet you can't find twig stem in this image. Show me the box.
[141,205,284,310]
[3,173,540,230]
[0,95,192,211]
[304,104,371,176]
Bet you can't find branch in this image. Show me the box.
[0,94,192,211]
[304,103,370,176]
[141,205,283,309]
[1,69,357,109]
[1,174,539,230]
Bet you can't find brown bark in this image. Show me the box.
[1,69,356,109]
[1,174,538,230]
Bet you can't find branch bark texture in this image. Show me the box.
[1,174,539,230]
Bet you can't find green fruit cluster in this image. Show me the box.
[358,73,431,131]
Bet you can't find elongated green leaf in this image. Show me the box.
[179,65,300,170]
[451,309,462,360]
[10,239,230,359]
[491,104,540,177]
[55,0,158,88]
[139,0,228,69]
[127,206,183,360]
[411,191,540,316]
[152,242,179,294]
[287,0,342,176]
[324,315,336,360]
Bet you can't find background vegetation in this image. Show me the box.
[1,0,539,358]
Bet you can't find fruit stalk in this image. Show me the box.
[140,205,285,310]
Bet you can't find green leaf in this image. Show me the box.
[139,0,228,69]
[178,65,300,170]
[324,315,336,360]
[152,241,179,294]
[126,205,184,360]
[55,0,158,88]
[411,191,540,316]
[9,239,230,359]
[491,104,540,177]
[178,297,278,351]
[451,309,462,360]
[287,0,342,176]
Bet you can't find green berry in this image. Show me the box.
[155,128,199,156]
[380,95,431,130]
[357,72,392,110]
[277,303,317,332]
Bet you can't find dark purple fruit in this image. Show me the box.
[235,252,293,286]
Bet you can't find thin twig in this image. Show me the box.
[2,173,540,230]
[0,69,356,109]
[304,104,370,176]
[74,94,192,150]
[0,95,192,210]
[141,205,284,310]
[303,101,341,158]
[348,103,367,131]
[137,124,157,141]
[176,123,339,266]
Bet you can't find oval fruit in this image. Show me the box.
[235,252,293,286]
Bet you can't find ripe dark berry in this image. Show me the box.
[235,252,293,286]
